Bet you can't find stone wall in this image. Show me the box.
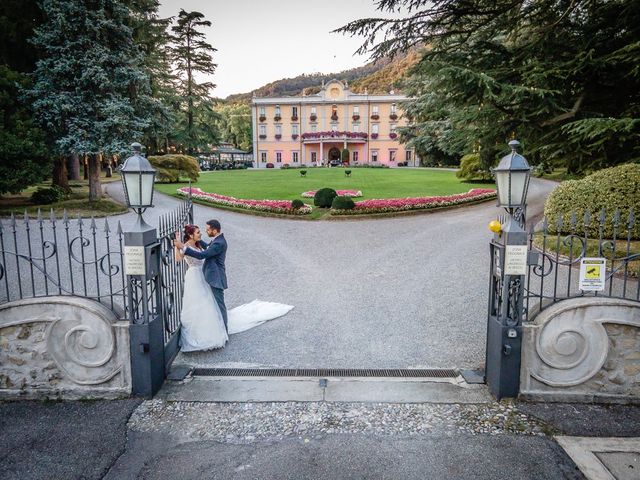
[0,296,131,400]
[521,297,640,403]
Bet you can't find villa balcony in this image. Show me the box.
[330,114,339,121]
[310,114,317,121]
[291,116,298,121]
[352,114,360,121]
[259,116,266,122]
[301,131,368,143]
[390,113,398,120]
[371,114,380,120]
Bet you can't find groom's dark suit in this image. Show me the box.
[184,234,228,331]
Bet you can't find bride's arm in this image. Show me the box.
[174,232,184,263]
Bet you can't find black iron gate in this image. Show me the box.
[157,199,193,370]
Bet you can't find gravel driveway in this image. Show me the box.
[138,177,557,370]
[2,177,557,370]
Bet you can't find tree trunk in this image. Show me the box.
[52,156,69,191]
[105,155,113,178]
[88,154,102,201]
[67,153,81,181]
[83,155,89,180]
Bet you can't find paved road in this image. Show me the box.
[111,177,557,370]
[13,398,640,479]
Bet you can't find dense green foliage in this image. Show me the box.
[544,164,640,238]
[170,10,219,154]
[31,185,66,204]
[291,199,305,210]
[338,0,640,174]
[148,154,199,182]
[314,188,338,208]
[214,103,252,150]
[331,196,356,210]
[0,66,50,195]
[456,154,491,181]
[0,0,49,195]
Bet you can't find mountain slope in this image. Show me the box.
[225,50,419,103]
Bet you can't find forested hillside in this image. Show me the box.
[225,50,419,102]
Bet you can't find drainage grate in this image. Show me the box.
[191,368,458,378]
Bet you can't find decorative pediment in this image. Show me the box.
[321,79,349,101]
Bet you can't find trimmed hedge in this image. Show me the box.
[31,185,66,204]
[456,153,491,181]
[544,163,640,239]
[291,199,305,210]
[313,187,337,208]
[148,154,199,183]
[331,195,355,210]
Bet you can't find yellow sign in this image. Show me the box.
[579,258,606,291]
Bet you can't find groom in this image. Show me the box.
[175,219,228,331]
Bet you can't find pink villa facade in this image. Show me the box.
[251,79,416,168]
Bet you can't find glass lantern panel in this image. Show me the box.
[123,171,142,206]
[141,173,155,206]
[495,171,510,206]
[509,171,528,206]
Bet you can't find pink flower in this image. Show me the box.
[177,187,312,215]
[331,189,497,214]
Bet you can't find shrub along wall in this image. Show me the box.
[544,163,640,239]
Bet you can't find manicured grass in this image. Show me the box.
[155,167,494,204]
[0,173,127,217]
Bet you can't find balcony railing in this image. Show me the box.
[310,114,317,121]
[259,116,266,122]
[301,131,368,140]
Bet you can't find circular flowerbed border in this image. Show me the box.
[177,186,496,217]
[301,189,363,198]
[331,189,497,215]
[178,187,312,215]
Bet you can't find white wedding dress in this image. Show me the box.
[179,252,294,352]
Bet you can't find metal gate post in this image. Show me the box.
[486,215,527,400]
[125,219,165,398]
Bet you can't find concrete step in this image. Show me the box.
[157,374,492,403]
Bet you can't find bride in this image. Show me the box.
[175,225,293,352]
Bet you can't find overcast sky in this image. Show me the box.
[158,0,400,98]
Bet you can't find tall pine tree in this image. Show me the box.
[0,0,50,195]
[28,0,151,200]
[170,10,218,154]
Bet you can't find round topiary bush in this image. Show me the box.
[31,185,66,205]
[313,187,337,208]
[291,199,305,210]
[544,163,640,238]
[331,195,355,210]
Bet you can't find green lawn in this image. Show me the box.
[155,168,494,203]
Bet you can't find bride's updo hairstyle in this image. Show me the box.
[183,224,198,242]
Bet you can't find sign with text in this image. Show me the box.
[124,246,146,275]
[504,245,528,275]
[579,257,606,291]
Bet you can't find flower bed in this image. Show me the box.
[301,189,363,198]
[331,188,496,215]
[178,187,312,215]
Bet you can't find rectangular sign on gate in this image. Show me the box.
[124,246,146,275]
[579,257,606,291]
[504,245,528,275]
